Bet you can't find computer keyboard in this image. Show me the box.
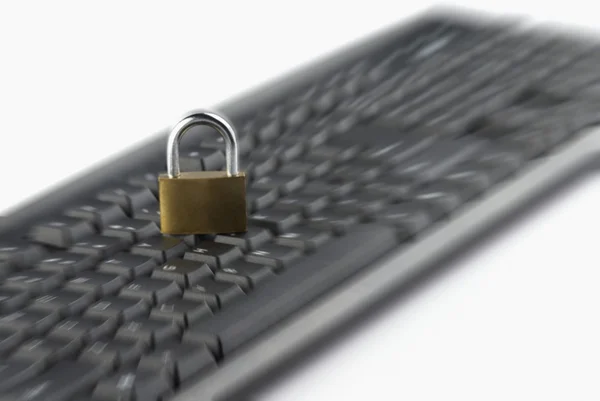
[2,8,600,401]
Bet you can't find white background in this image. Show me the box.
[1,1,600,400]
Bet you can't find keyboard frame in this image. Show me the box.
[3,7,600,401]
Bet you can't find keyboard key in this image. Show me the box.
[215,261,275,290]
[128,172,159,195]
[3,270,63,294]
[0,358,44,392]
[337,90,381,119]
[11,336,81,365]
[102,219,160,243]
[245,243,302,270]
[360,132,437,164]
[313,90,339,115]
[185,224,396,356]
[392,138,486,182]
[329,162,383,184]
[214,226,272,251]
[119,278,181,304]
[242,153,277,181]
[319,109,356,133]
[559,101,600,132]
[275,226,332,251]
[278,159,333,179]
[183,278,245,309]
[184,241,243,269]
[150,298,213,326]
[0,261,12,279]
[0,326,25,354]
[253,142,305,164]
[246,187,279,212]
[0,242,45,269]
[309,143,361,163]
[441,164,493,199]
[80,337,147,368]
[375,203,433,239]
[97,253,157,279]
[257,118,283,143]
[300,180,355,199]
[97,185,156,215]
[85,297,149,323]
[307,208,359,234]
[64,200,127,230]
[2,360,108,401]
[333,191,389,217]
[115,317,181,346]
[36,251,97,277]
[92,368,172,401]
[363,175,414,200]
[132,203,162,224]
[249,209,302,234]
[49,315,117,342]
[30,289,95,316]
[475,119,547,155]
[151,258,212,286]
[273,194,329,216]
[279,122,330,149]
[251,174,306,195]
[179,148,225,171]
[473,144,526,181]
[0,287,30,314]
[200,131,255,156]
[66,271,127,296]
[130,236,189,263]
[412,182,464,217]
[71,235,129,258]
[29,216,95,248]
[0,307,60,335]
[138,341,216,384]
[283,103,312,131]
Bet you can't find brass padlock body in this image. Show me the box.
[158,171,247,235]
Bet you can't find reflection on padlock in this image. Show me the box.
[158,111,247,235]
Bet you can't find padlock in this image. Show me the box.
[158,111,247,235]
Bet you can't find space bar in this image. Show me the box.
[186,224,397,357]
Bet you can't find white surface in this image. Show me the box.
[1,1,599,400]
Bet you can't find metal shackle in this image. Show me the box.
[166,110,239,178]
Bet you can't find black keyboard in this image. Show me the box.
[2,8,600,401]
